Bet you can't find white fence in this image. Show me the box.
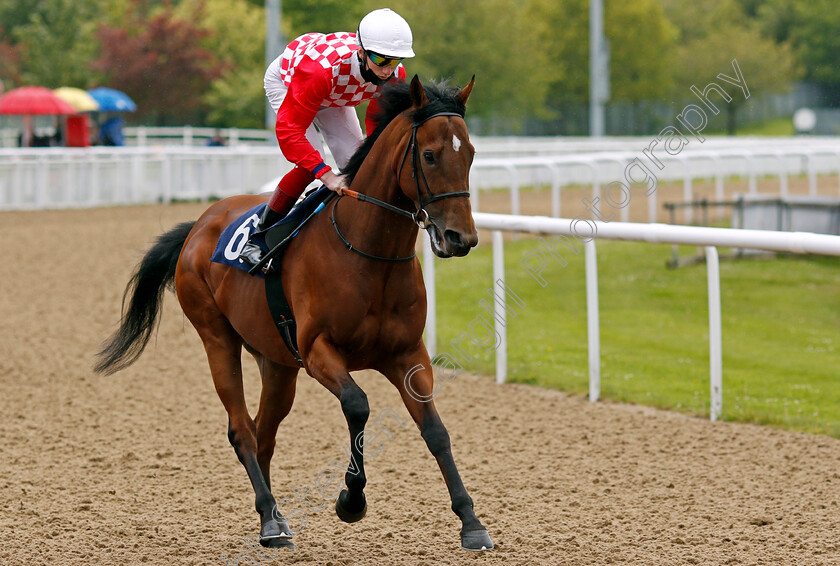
[0,125,275,148]
[421,215,840,421]
[469,144,840,223]
[2,139,840,217]
[123,126,273,147]
[0,146,293,210]
[118,128,840,154]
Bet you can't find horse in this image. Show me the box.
[94,75,494,552]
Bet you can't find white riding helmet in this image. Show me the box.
[357,8,415,59]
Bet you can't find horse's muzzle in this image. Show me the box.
[443,228,477,257]
[426,224,477,258]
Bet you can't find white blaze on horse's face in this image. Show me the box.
[452,134,462,152]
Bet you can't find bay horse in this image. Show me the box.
[94,76,494,551]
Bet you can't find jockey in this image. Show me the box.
[239,8,414,267]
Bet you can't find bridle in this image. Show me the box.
[332,110,471,262]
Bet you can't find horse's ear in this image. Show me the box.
[409,75,428,108]
[457,75,476,106]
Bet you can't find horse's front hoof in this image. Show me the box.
[259,537,296,550]
[335,489,367,523]
[460,529,494,551]
[260,516,293,541]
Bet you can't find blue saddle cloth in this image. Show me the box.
[210,186,331,275]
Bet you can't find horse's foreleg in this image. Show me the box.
[304,335,369,523]
[380,351,494,551]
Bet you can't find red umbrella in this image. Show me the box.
[0,86,77,115]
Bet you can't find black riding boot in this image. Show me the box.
[239,206,283,267]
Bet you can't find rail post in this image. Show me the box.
[706,245,723,421]
[585,239,601,402]
[492,230,507,384]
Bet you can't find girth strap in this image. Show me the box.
[265,267,303,366]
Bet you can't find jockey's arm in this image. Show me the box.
[275,58,336,181]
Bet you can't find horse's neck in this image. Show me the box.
[339,132,418,260]
[339,185,418,261]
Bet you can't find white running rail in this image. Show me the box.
[423,214,840,421]
[0,146,293,210]
[2,142,839,215]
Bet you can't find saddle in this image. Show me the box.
[210,186,335,366]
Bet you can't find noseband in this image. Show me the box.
[333,110,472,262]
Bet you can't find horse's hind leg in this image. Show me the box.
[252,355,298,493]
[193,322,293,547]
[378,349,494,551]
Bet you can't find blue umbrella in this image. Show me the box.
[87,87,137,112]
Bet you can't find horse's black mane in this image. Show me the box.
[343,79,467,184]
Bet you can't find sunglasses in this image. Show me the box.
[367,51,402,68]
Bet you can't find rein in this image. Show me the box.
[334,110,471,262]
[330,198,416,262]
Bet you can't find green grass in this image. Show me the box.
[736,116,796,136]
[701,116,795,136]
[428,237,840,437]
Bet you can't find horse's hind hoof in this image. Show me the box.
[335,489,367,523]
[259,537,296,550]
[260,516,293,541]
[461,529,494,551]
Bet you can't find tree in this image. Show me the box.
[382,0,554,124]
[606,0,677,102]
[175,0,267,127]
[663,0,798,133]
[532,0,677,105]
[0,0,45,33]
[756,0,840,104]
[682,24,796,133]
[524,0,677,135]
[3,0,103,88]
[282,0,368,38]
[93,0,225,124]
[659,0,743,44]
[0,33,22,86]
[0,0,808,130]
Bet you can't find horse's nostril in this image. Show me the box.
[443,230,475,256]
[444,229,464,248]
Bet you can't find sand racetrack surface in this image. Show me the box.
[1,203,839,565]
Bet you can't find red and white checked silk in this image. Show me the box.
[280,32,381,108]
[269,31,405,176]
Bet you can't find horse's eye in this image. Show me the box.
[423,150,435,164]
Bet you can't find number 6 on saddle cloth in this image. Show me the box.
[211,186,335,365]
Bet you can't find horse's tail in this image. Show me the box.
[94,221,196,375]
